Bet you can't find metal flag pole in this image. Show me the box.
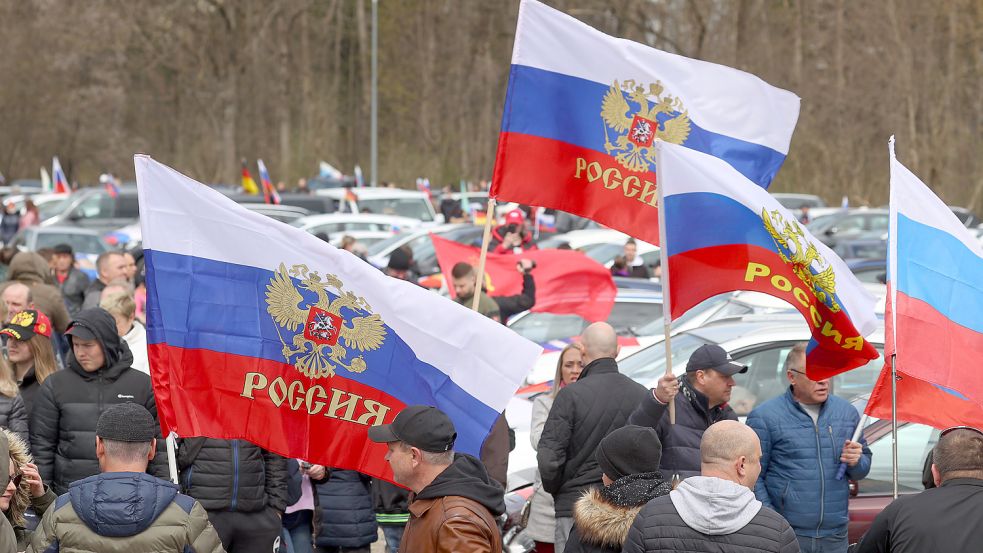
[891,353,899,499]
[166,432,179,485]
[654,140,675,426]
[370,0,379,187]
[887,137,899,500]
[472,198,497,311]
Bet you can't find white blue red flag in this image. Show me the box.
[135,155,541,481]
[658,142,878,378]
[869,138,983,416]
[491,0,800,246]
[51,157,69,194]
[257,159,281,205]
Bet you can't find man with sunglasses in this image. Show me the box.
[850,426,983,552]
[747,343,871,553]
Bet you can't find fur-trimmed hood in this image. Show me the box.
[572,487,643,549]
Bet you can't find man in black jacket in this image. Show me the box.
[29,308,168,494]
[494,258,536,323]
[628,344,744,481]
[622,420,799,553]
[851,426,983,552]
[536,322,647,552]
[178,437,289,553]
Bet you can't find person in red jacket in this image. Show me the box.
[491,209,536,254]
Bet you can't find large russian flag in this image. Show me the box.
[491,0,800,246]
[659,142,879,378]
[883,138,983,410]
[134,155,541,482]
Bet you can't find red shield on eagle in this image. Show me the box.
[304,307,342,346]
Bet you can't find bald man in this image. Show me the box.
[622,420,800,553]
[536,322,648,552]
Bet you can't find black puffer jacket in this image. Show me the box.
[17,365,45,418]
[537,357,648,517]
[628,375,737,480]
[178,437,289,514]
[0,393,28,449]
[29,308,167,494]
[314,469,377,549]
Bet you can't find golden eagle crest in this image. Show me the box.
[761,209,842,313]
[266,263,386,379]
[601,79,691,173]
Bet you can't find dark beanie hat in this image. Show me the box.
[97,403,157,442]
[596,425,663,481]
[387,247,411,271]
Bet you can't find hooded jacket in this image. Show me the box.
[27,472,225,553]
[0,431,20,553]
[628,374,738,480]
[0,252,70,333]
[29,308,168,494]
[400,453,505,553]
[621,476,800,553]
[565,472,672,553]
[537,357,648,516]
[56,267,90,316]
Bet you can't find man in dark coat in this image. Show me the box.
[29,308,167,494]
[565,425,672,553]
[51,243,90,316]
[313,469,377,552]
[851,427,983,552]
[622,420,800,553]
[537,322,648,552]
[178,438,289,553]
[628,344,744,480]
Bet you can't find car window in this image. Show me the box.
[358,198,433,222]
[732,344,797,415]
[831,351,885,403]
[633,295,730,336]
[866,214,889,231]
[34,233,107,254]
[835,216,864,232]
[853,267,886,284]
[609,301,664,334]
[116,195,140,218]
[619,333,711,386]
[640,251,661,267]
[861,424,939,495]
[72,193,113,219]
[582,243,623,264]
[508,313,588,344]
[38,199,67,221]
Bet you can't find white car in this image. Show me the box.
[3,193,70,222]
[315,188,439,223]
[365,224,487,275]
[290,213,422,237]
[537,228,659,268]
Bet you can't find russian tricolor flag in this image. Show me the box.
[877,138,983,415]
[658,142,879,378]
[134,155,540,482]
[257,159,281,205]
[491,0,799,246]
[51,157,69,194]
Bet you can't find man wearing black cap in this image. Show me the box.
[29,308,167,494]
[565,425,673,553]
[384,246,416,281]
[28,403,224,553]
[51,243,89,316]
[628,343,745,481]
[368,405,505,553]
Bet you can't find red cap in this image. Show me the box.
[505,209,525,225]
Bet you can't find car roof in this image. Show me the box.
[29,225,106,237]
[292,213,422,227]
[314,188,429,200]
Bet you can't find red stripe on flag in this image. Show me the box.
[149,344,402,483]
[865,365,983,430]
[491,132,661,245]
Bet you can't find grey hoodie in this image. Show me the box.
[670,476,762,535]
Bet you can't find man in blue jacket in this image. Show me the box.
[747,343,871,553]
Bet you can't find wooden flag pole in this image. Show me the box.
[473,198,497,311]
[655,141,676,426]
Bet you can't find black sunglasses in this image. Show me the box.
[10,473,22,488]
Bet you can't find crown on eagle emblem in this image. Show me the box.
[761,209,841,313]
[265,263,386,379]
[600,79,692,173]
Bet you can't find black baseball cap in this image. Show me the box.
[686,344,748,376]
[53,243,74,256]
[368,405,457,453]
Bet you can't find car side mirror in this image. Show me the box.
[68,211,82,221]
[825,227,837,236]
[849,480,858,497]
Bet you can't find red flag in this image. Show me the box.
[430,234,616,322]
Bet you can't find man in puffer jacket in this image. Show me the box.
[564,425,672,553]
[746,344,870,553]
[28,403,225,553]
[621,421,800,553]
[29,308,168,494]
[178,437,289,553]
[313,469,377,552]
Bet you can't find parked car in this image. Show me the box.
[537,228,659,268]
[847,258,887,284]
[315,188,438,222]
[948,206,980,228]
[226,193,339,214]
[834,238,888,260]
[41,188,140,232]
[242,203,312,224]
[2,193,70,222]
[290,213,422,237]
[807,209,889,248]
[772,193,827,209]
[365,224,486,275]
[9,226,110,279]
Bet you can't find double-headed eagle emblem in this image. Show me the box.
[266,263,386,379]
[761,209,841,313]
[600,80,692,173]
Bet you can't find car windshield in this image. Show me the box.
[806,214,841,233]
[509,313,589,343]
[35,232,107,254]
[358,198,433,221]
[582,242,623,264]
[619,333,712,385]
[366,231,411,257]
[38,199,68,220]
[633,294,732,336]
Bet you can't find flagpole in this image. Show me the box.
[654,140,675,426]
[887,137,899,500]
[472,198,497,311]
[166,432,179,485]
[891,353,898,499]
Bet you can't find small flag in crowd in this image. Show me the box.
[490,0,800,246]
[100,173,120,198]
[319,161,343,180]
[257,159,281,205]
[657,142,878,378]
[354,165,364,187]
[241,160,259,195]
[40,167,51,192]
[134,155,540,482]
[430,234,617,322]
[52,157,69,194]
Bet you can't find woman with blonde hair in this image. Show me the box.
[0,309,59,418]
[1,428,54,550]
[527,343,584,553]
